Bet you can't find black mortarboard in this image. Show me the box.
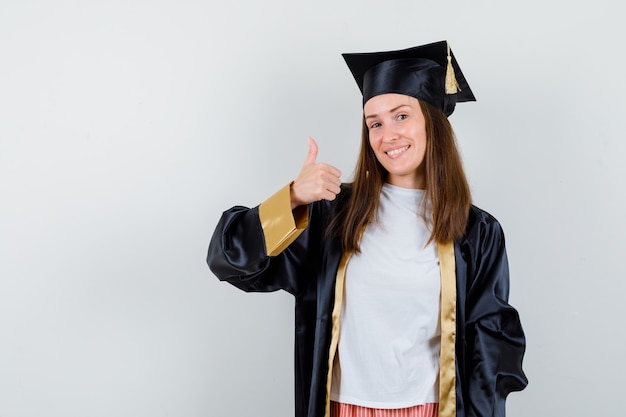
[342,40,475,116]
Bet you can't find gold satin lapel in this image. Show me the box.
[258,183,308,257]
[437,241,457,417]
[324,252,351,417]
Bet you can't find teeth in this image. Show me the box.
[387,146,409,156]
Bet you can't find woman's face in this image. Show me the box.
[363,93,427,189]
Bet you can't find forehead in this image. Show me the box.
[363,93,419,115]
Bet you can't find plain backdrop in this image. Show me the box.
[1,1,624,416]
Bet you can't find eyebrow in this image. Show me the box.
[364,104,412,120]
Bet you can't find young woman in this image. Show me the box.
[207,40,527,417]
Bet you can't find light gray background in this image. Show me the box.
[1,1,624,416]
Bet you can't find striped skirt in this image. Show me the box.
[330,401,438,417]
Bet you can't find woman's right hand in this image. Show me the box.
[290,137,342,210]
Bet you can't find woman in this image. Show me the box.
[207,40,527,417]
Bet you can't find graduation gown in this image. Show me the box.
[207,183,527,417]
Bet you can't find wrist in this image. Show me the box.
[289,181,299,210]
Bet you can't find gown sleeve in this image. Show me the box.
[207,183,314,295]
[463,214,528,417]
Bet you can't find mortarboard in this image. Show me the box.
[342,40,475,116]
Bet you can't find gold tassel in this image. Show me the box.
[445,41,460,94]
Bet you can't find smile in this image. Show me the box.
[386,145,410,157]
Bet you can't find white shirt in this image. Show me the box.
[330,184,441,408]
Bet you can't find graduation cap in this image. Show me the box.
[342,40,475,116]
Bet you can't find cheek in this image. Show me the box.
[368,133,382,151]
[367,136,385,164]
[411,127,427,150]
[367,139,375,154]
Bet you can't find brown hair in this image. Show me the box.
[329,99,471,253]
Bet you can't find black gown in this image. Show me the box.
[207,183,527,417]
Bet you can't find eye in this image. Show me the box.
[397,113,408,121]
[369,122,381,129]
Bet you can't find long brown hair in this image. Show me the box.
[329,99,471,253]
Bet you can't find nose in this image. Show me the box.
[381,125,398,143]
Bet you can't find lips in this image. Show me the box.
[386,145,410,157]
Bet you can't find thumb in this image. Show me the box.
[304,137,318,165]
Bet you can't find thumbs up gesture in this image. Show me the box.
[290,138,342,210]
